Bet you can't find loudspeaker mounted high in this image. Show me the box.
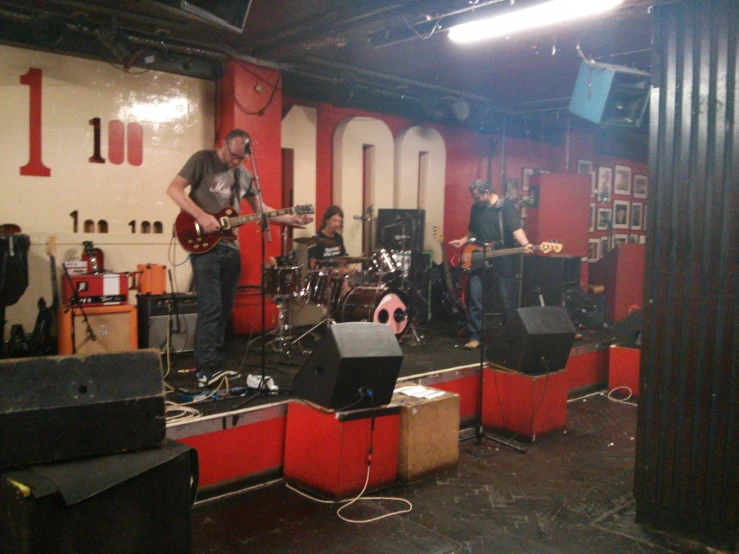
[486,307,576,375]
[292,322,404,410]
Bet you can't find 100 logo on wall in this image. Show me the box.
[20,67,144,177]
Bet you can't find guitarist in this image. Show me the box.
[448,179,533,350]
[166,129,312,388]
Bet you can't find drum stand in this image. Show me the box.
[395,225,426,347]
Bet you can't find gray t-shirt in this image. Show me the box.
[178,149,255,214]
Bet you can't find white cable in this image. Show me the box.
[285,466,413,524]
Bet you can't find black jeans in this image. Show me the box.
[190,242,241,371]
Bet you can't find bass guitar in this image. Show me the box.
[175,204,314,254]
[433,226,465,318]
[460,241,562,272]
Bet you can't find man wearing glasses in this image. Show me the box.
[167,129,312,388]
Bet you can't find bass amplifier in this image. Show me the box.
[137,293,197,354]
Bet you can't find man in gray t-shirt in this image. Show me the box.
[167,129,312,387]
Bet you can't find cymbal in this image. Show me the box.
[315,236,340,248]
[294,237,315,245]
[319,255,371,264]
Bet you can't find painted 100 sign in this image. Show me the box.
[19,67,143,177]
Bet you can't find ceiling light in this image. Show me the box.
[448,0,623,43]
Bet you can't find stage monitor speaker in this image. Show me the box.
[137,294,197,354]
[486,307,576,375]
[155,0,252,32]
[292,322,404,411]
[0,441,196,554]
[0,349,165,469]
[376,209,425,252]
[569,61,650,127]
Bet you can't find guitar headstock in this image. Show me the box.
[294,204,315,215]
[46,235,57,257]
[539,241,563,254]
[433,225,444,243]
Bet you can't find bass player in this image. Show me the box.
[166,129,312,387]
[448,179,533,350]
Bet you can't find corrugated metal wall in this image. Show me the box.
[634,0,739,548]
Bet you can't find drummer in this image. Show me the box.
[308,205,349,271]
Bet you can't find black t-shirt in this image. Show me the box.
[308,231,347,263]
[468,197,522,248]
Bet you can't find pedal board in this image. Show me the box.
[175,386,251,403]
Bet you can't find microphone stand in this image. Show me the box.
[245,145,272,397]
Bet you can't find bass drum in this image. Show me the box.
[335,285,409,337]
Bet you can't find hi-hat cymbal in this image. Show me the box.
[294,237,316,245]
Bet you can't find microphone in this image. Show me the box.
[243,133,252,154]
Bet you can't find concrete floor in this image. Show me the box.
[190,393,704,554]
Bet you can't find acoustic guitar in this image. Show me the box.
[460,241,562,272]
[175,204,314,254]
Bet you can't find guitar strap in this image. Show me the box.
[230,167,242,211]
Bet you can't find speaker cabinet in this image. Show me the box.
[486,307,576,374]
[0,441,196,554]
[376,209,425,251]
[57,304,137,355]
[292,322,404,410]
[137,294,198,354]
[569,61,650,127]
[0,349,165,469]
[521,256,581,308]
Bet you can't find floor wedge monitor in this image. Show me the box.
[486,307,576,375]
[292,322,404,410]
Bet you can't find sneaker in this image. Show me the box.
[197,370,241,388]
[464,339,481,350]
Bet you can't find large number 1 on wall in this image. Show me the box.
[19,67,51,177]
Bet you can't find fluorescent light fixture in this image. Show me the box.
[448,0,623,43]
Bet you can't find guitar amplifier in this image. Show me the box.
[62,273,129,306]
[137,294,198,354]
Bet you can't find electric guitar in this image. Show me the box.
[175,204,315,254]
[30,236,59,355]
[433,226,465,317]
[460,241,562,272]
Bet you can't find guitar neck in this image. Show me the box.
[49,256,60,310]
[484,244,540,259]
[225,207,294,229]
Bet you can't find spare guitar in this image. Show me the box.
[433,226,465,319]
[175,204,315,254]
[30,236,59,355]
[460,241,563,272]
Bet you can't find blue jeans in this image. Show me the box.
[190,243,241,370]
[467,259,519,342]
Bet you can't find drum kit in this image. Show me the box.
[262,235,418,354]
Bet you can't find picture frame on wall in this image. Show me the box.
[613,234,629,248]
[631,202,643,230]
[633,174,648,199]
[600,236,610,257]
[577,160,593,175]
[589,204,596,232]
[521,167,535,191]
[639,235,646,244]
[504,178,520,200]
[597,166,612,201]
[614,165,632,196]
[613,199,630,230]
[588,238,600,262]
[629,234,640,244]
[596,207,612,231]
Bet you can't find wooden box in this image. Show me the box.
[392,389,459,482]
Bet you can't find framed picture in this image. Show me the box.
[639,235,646,244]
[521,168,535,191]
[505,178,520,200]
[578,159,593,175]
[614,165,632,196]
[597,166,612,201]
[589,204,596,232]
[613,233,629,248]
[588,238,600,262]
[612,199,630,230]
[596,207,612,230]
[633,174,648,199]
[631,202,643,230]
[600,236,610,257]
[628,234,640,244]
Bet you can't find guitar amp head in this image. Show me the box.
[137,294,197,354]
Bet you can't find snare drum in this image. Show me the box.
[368,249,402,284]
[264,265,301,298]
[334,285,409,337]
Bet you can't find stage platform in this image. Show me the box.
[163,319,615,493]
